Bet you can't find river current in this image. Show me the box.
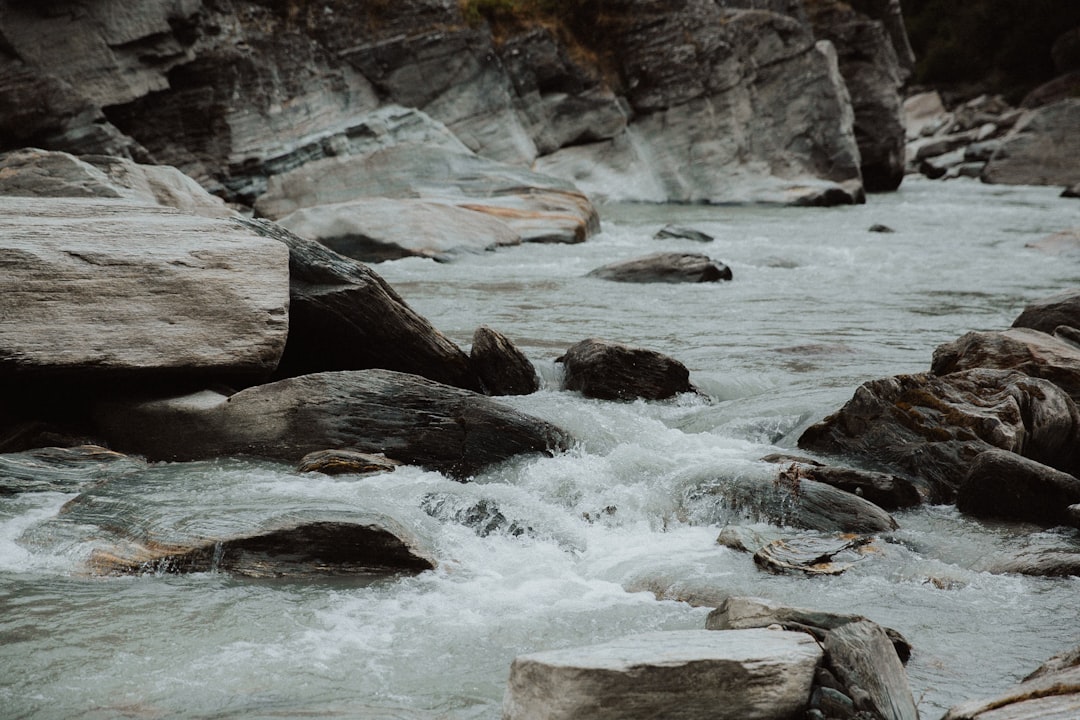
[2,177,1078,719]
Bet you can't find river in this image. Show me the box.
[2,177,1078,719]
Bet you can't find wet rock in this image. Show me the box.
[1064,183,1080,199]
[868,224,895,233]
[0,196,289,382]
[238,218,481,391]
[420,493,525,538]
[798,369,1080,502]
[958,449,1080,527]
[654,224,714,242]
[942,647,1080,719]
[587,252,733,284]
[502,628,822,720]
[761,455,921,510]
[0,445,145,496]
[753,534,875,576]
[1011,288,1080,334]
[931,327,1080,405]
[275,198,521,263]
[824,620,918,720]
[982,99,1080,187]
[706,596,912,664]
[254,141,598,246]
[296,450,401,477]
[470,326,539,397]
[990,548,1080,577]
[557,338,694,402]
[93,369,570,479]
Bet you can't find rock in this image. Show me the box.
[798,369,1080,502]
[274,197,521,263]
[964,139,1002,162]
[919,148,966,179]
[237,217,481,391]
[654,224,714,242]
[93,369,570,479]
[420,492,527,538]
[253,141,598,246]
[0,196,289,382]
[1020,70,1080,110]
[470,326,540,397]
[752,534,875,576]
[958,449,1080,526]
[931,327,1080,406]
[902,91,947,140]
[705,596,912,664]
[1012,288,1080,333]
[0,445,145,496]
[807,2,907,191]
[502,628,822,720]
[694,471,898,534]
[587,252,733,283]
[557,338,694,401]
[868,223,895,233]
[941,651,1080,719]
[761,455,921,510]
[716,525,785,554]
[1063,183,1080,198]
[982,99,1080,187]
[296,450,401,477]
[533,10,864,206]
[990,548,1080,577]
[824,621,919,720]
[910,131,977,162]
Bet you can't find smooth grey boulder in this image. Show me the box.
[982,99,1080,187]
[0,197,289,381]
[798,369,1080,502]
[275,197,521,263]
[557,338,695,402]
[254,143,599,245]
[932,327,1080,405]
[238,217,481,391]
[587,252,732,283]
[501,628,822,720]
[470,326,540,397]
[93,369,570,478]
[824,621,918,720]
[958,449,1080,527]
[762,454,921,510]
[942,649,1080,719]
[990,548,1080,577]
[1011,289,1080,335]
[706,596,912,664]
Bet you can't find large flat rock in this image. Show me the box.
[502,628,822,720]
[982,99,1080,187]
[0,197,289,380]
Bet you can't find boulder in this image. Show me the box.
[989,548,1080,578]
[931,327,1080,405]
[752,534,876,576]
[824,620,918,720]
[0,445,145,496]
[253,142,599,245]
[654,224,714,242]
[798,369,1080,502]
[296,450,401,477]
[1064,183,1080,199]
[237,217,481,391]
[982,99,1080,187]
[761,454,921,510]
[93,369,570,479]
[502,628,822,720]
[557,339,695,401]
[470,326,540,397]
[705,596,912,664]
[902,91,947,140]
[807,2,907,191]
[274,197,522,263]
[0,196,289,382]
[587,252,733,283]
[1011,288,1080,334]
[958,449,1080,527]
[942,650,1080,719]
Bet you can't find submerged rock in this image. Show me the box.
[502,628,822,720]
[238,217,481,391]
[93,369,569,479]
[0,197,289,383]
[296,450,401,477]
[0,445,145,495]
[470,326,540,397]
[587,252,733,283]
[798,369,1080,502]
[557,338,695,402]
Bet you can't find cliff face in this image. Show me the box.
[0,0,913,205]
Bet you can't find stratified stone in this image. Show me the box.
[502,629,822,720]
[942,651,1080,719]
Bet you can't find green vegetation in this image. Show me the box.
[900,0,1080,102]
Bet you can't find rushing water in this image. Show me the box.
[2,177,1079,720]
